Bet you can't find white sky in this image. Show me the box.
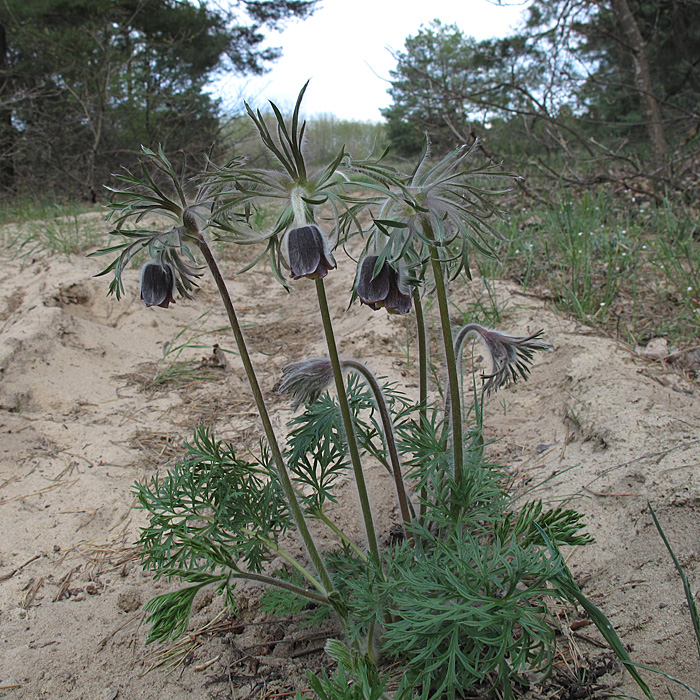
[214,0,530,122]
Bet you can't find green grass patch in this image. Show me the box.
[491,189,699,348]
[0,197,96,227]
[7,213,105,260]
[1,198,105,261]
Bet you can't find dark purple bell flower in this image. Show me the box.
[454,323,550,396]
[283,225,336,280]
[140,262,176,308]
[356,256,412,315]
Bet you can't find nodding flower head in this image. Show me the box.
[282,225,336,281]
[355,256,412,315]
[455,323,550,396]
[140,262,176,309]
[278,358,334,409]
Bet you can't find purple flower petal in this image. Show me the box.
[356,256,391,304]
[140,262,176,308]
[287,227,322,279]
[285,225,336,280]
[384,279,412,314]
[356,256,412,314]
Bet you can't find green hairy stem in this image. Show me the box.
[196,233,335,597]
[412,289,429,520]
[412,288,428,426]
[314,278,381,567]
[428,244,463,487]
[341,359,414,534]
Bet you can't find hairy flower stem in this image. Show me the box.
[195,234,334,597]
[312,510,369,562]
[412,289,428,426]
[412,289,429,521]
[290,186,308,227]
[341,359,414,535]
[428,244,463,488]
[452,325,485,445]
[314,278,381,568]
[231,569,330,605]
[454,324,479,360]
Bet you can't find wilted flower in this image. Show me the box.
[356,256,412,315]
[455,323,550,395]
[278,358,334,409]
[282,225,336,280]
[140,262,176,308]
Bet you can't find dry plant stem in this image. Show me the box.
[195,233,334,597]
[314,277,381,568]
[341,359,414,534]
[428,244,463,487]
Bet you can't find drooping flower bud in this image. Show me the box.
[278,358,334,409]
[454,323,550,395]
[356,256,412,315]
[140,262,176,308]
[282,225,336,280]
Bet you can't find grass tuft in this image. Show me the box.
[492,190,699,348]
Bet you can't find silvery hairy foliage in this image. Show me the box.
[92,85,649,700]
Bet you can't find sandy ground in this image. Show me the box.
[0,214,699,700]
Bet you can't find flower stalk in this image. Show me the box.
[412,288,429,520]
[412,289,428,426]
[278,356,414,537]
[340,359,414,536]
[314,277,381,567]
[427,241,464,488]
[290,185,308,227]
[194,230,335,598]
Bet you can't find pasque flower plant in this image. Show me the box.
[94,86,652,699]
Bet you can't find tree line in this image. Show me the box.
[1,0,697,201]
[0,0,315,200]
[383,0,700,192]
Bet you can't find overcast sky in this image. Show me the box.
[214,0,531,122]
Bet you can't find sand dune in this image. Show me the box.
[1,216,699,698]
